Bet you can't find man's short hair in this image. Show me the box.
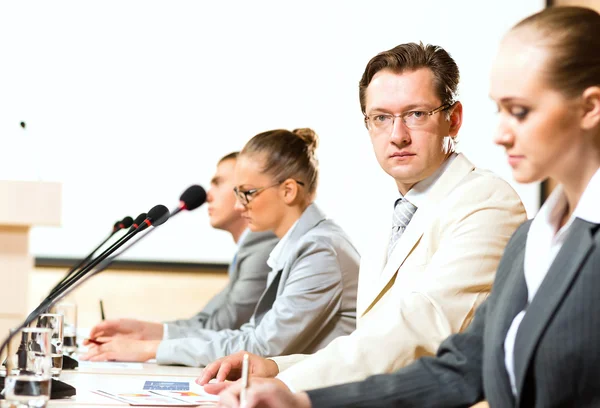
[358,42,460,115]
[218,151,239,163]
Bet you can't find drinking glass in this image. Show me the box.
[51,303,77,355]
[35,314,63,378]
[3,327,52,408]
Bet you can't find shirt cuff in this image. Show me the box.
[155,339,173,364]
[163,323,169,340]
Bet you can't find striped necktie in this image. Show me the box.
[387,198,417,260]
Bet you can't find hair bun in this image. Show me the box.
[293,128,319,154]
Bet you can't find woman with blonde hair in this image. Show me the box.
[82,128,360,367]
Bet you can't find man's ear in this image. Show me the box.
[448,101,463,137]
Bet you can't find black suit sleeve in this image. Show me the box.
[307,298,487,408]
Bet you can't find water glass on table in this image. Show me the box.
[3,327,53,408]
[35,314,63,379]
[51,303,77,355]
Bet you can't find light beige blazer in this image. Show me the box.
[272,153,527,391]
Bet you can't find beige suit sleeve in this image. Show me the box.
[277,176,527,391]
[269,354,311,373]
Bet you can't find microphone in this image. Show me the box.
[92,185,207,277]
[48,216,133,297]
[171,185,207,216]
[116,216,134,231]
[139,205,170,229]
[128,212,147,232]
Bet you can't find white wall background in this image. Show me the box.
[0,0,544,264]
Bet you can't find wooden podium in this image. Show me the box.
[0,180,61,336]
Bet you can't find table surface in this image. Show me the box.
[47,362,216,408]
[48,363,489,408]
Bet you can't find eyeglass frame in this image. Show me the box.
[363,102,455,132]
[233,179,305,206]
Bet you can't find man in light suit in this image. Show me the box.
[199,42,527,393]
[82,152,278,356]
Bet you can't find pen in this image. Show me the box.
[100,299,105,320]
[241,353,249,408]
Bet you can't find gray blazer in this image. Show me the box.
[163,230,278,337]
[156,203,360,367]
[307,218,600,407]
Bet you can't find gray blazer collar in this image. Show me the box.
[268,203,326,271]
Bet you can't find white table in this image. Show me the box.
[49,362,216,407]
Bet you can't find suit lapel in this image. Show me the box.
[513,219,598,405]
[356,219,390,316]
[254,204,326,315]
[486,243,528,403]
[360,154,476,315]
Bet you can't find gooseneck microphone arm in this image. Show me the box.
[0,205,170,359]
[36,206,168,317]
[47,216,133,297]
[93,185,208,275]
[48,218,144,300]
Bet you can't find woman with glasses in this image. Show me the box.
[77,128,359,367]
[111,127,360,367]
[179,127,361,367]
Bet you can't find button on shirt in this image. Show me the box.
[504,167,600,396]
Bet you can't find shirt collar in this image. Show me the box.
[572,166,600,224]
[236,228,250,248]
[396,152,458,208]
[267,219,300,270]
[536,166,600,232]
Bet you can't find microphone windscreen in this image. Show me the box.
[120,216,133,228]
[180,185,207,211]
[129,213,147,232]
[147,205,170,227]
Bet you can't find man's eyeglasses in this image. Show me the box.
[364,102,454,134]
[233,180,305,206]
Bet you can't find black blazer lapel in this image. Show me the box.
[513,219,598,406]
[486,243,528,405]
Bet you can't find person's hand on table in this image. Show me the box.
[217,377,311,408]
[79,337,160,362]
[83,318,164,345]
[197,350,280,386]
